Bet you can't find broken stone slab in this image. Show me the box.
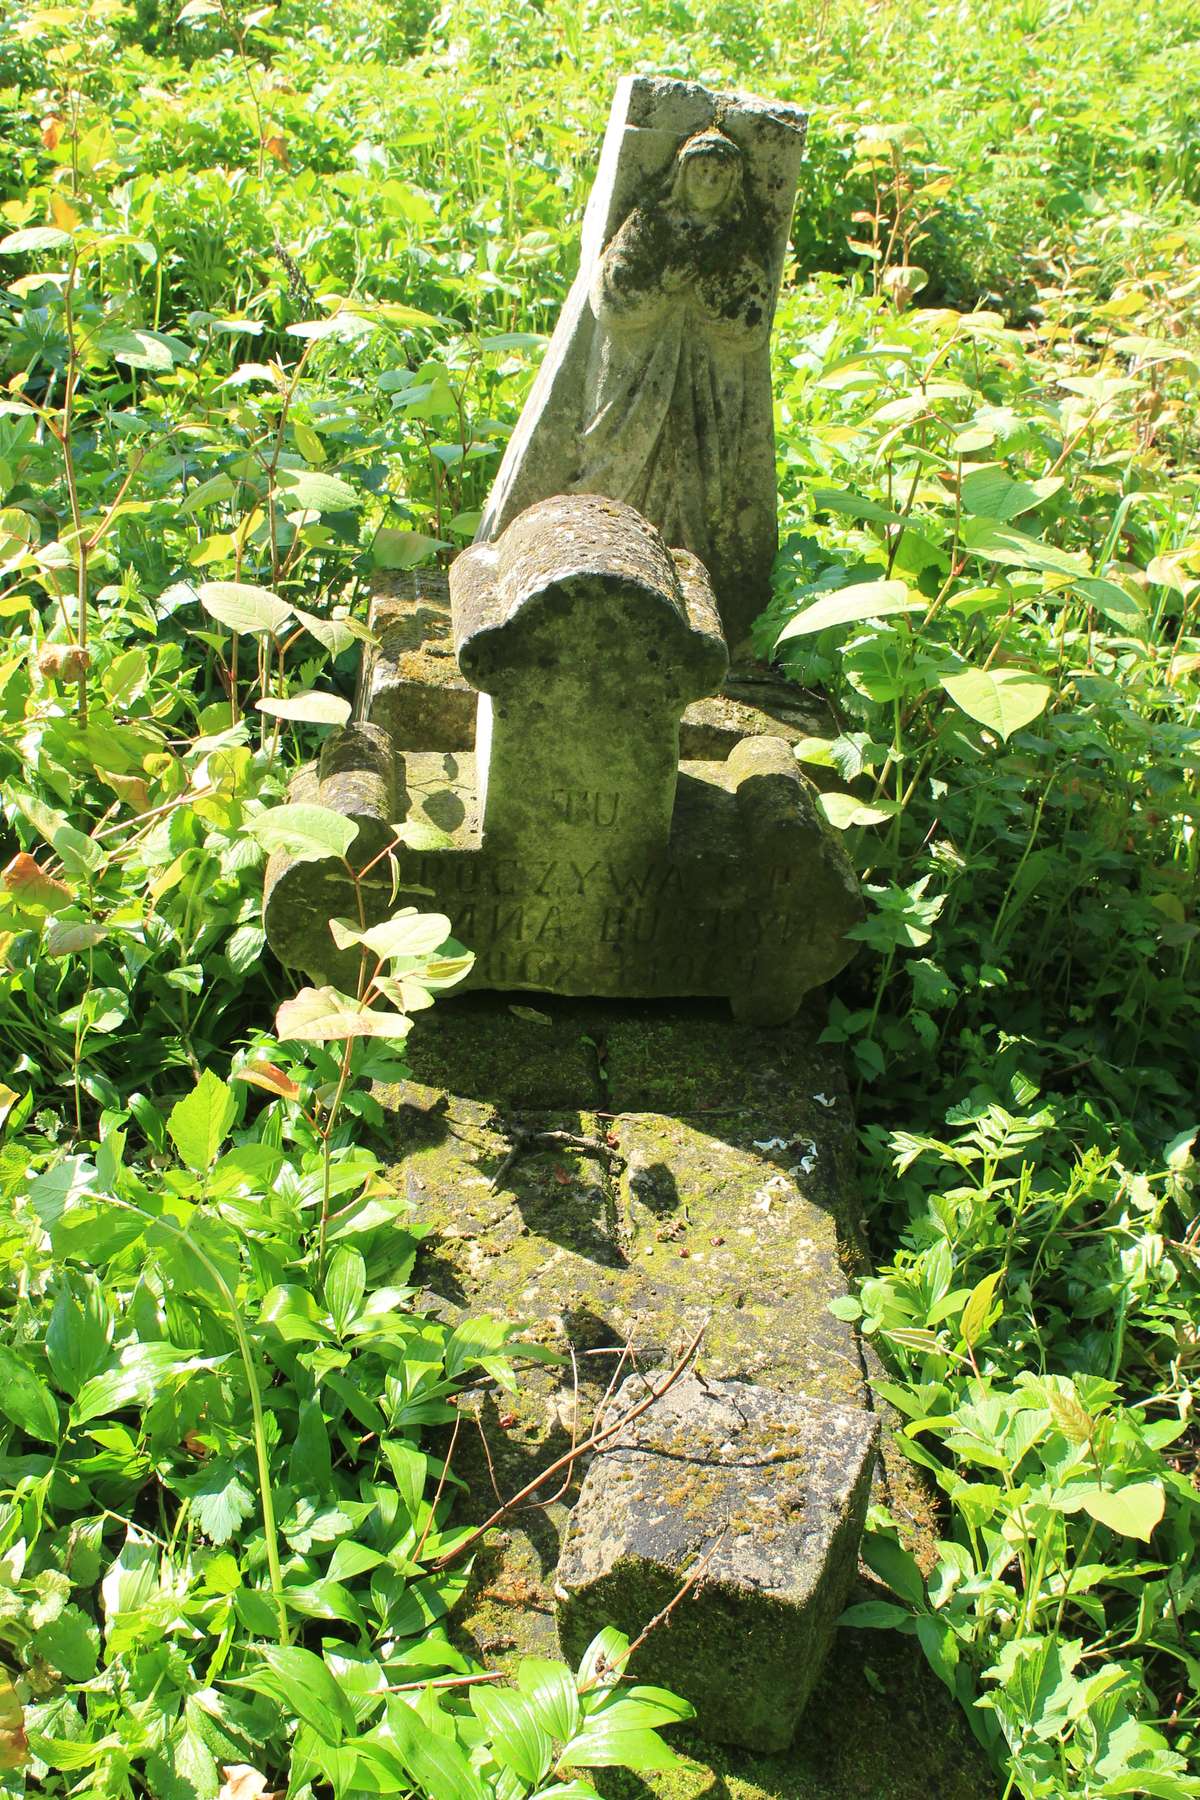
[368,999,987,1793]
[556,1372,878,1751]
[360,573,838,762]
[265,497,862,1022]
[478,76,807,652]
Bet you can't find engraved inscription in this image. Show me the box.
[551,788,622,828]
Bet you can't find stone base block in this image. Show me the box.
[556,1372,878,1752]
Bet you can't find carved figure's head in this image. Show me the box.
[670,128,742,218]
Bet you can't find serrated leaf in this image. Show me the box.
[939,668,1052,740]
[244,803,358,863]
[198,582,293,636]
[275,986,412,1043]
[182,1462,256,1544]
[167,1069,237,1172]
[776,580,921,643]
[1047,1385,1094,1445]
[254,691,352,725]
[32,1604,100,1679]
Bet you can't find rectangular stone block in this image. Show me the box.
[555,1372,878,1750]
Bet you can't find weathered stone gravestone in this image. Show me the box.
[250,72,968,1783]
[479,76,807,652]
[264,495,861,1023]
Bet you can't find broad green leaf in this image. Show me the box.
[235,1646,357,1742]
[0,1345,59,1442]
[861,1533,925,1608]
[372,528,451,569]
[1076,576,1147,627]
[1047,1385,1095,1445]
[959,467,1050,520]
[811,487,929,532]
[959,1269,1003,1347]
[939,668,1052,740]
[1077,1481,1166,1542]
[577,1627,630,1692]
[254,691,352,725]
[380,1698,488,1800]
[558,1718,682,1772]
[516,1658,581,1743]
[275,986,412,1043]
[44,919,106,956]
[244,803,358,863]
[46,1279,110,1395]
[470,1687,554,1786]
[0,226,71,253]
[324,1247,366,1335]
[589,1689,695,1730]
[960,517,1090,576]
[839,1599,914,1628]
[96,327,179,371]
[292,606,367,656]
[260,1284,332,1343]
[276,469,359,512]
[819,791,896,830]
[776,580,921,643]
[286,312,377,342]
[198,581,293,636]
[330,908,452,962]
[167,1069,237,1173]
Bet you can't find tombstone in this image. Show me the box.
[251,76,921,1780]
[263,495,862,1025]
[479,76,807,653]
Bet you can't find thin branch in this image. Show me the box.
[426,1319,708,1571]
[622,1529,727,1666]
[413,1405,462,1565]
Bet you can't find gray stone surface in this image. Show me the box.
[556,1372,878,1751]
[365,997,988,1792]
[478,77,807,652]
[265,498,862,1022]
[360,572,838,762]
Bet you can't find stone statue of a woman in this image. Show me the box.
[577,129,775,609]
[477,78,806,651]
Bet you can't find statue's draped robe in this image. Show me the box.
[576,201,774,597]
